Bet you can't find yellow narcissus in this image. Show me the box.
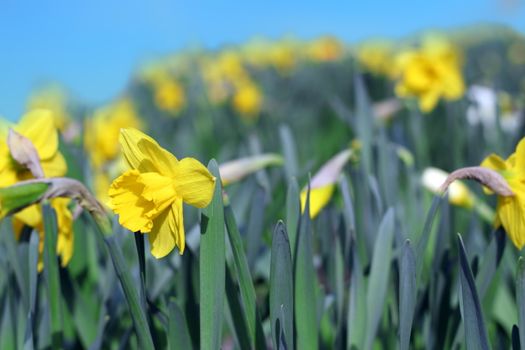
[300,149,353,219]
[394,35,465,112]
[13,198,74,271]
[0,109,67,185]
[232,82,263,120]
[108,128,216,258]
[481,137,525,249]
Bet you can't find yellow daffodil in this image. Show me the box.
[108,128,216,258]
[481,137,525,249]
[300,149,353,218]
[232,82,263,120]
[0,109,67,186]
[27,86,70,132]
[307,36,344,62]
[153,78,186,114]
[84,98,142,167]
[356,40,395,77]
[394,35,465,112]
[13,198,74,271]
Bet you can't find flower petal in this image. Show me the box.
[42,152,68,178]
[496,188,525,249]
[300,184,335,219]
[16,109,58,161]
[148,201,180,258]
[119,128,178,175]
[173,158,216,208]
[139,172,177,213]
[515,138,525,175]
[108,170,156,233]
[481,153,508,172]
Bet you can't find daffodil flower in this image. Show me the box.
[108,128,216,258]
[480,138,525,249]
[300,149,353,218]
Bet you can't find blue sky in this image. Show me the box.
[1,0,524,120]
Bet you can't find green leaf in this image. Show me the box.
[168,300,193,350]
[457,234,489,350]
[294,187,318,350]
[90,215,155,350]
[475,227,506,298]
[517,256,525,349]
[415,195,442,279]
[224,265,252,350]
[279,124,299,180]
[224,202,259,347]
[42,203,63,348]
[353,72,373,175]
[399,239,416,350]
[347,242,366,350]
[0,182,49,215]
[270,221,294,350]
[286,178,300,261]
[364,207,395,350]
[200,159,226,350]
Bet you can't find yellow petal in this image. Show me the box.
[119,128,178,175]
[496,190,525,249]
[172,199,185,254]
[300,184,335,219]
[16,109,58,161]
[139,172,177,213]
[148,199,181,258]
[52,198,74,267]
[108,170,156,232]
[173,158,216,208]
[419,89,440,113]
[41,152,67,178]
[514,137,525,174]
[481,153,508,172]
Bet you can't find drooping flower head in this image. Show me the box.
[108,128,216,258]
[481,137,525,249]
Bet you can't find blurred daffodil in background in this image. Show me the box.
[26,86,71,132]
[306,36,344,62]
[108,128,215,258]
[394,35,465,112]
[356,40,395,76]
[232,82,263,121]
[481,137,525,249]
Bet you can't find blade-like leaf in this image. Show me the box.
[457,234,489,350]
[168,301,193,350]
[224,202,259,347]
[286,178,300,261]
[364,208,395,349]
[294,187,318,350]
[200,159,225,350]
[399,239,416,350]
[270,221,294,350]
[517,257,525,349]
[42,203,63,348]
[347,241,366,349]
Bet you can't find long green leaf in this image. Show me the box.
[457,234,489,350]
[200,159,225,350]
[42,203,63,348]
[399,239,416,350]
[270,221,294,350]
[224,202,259,347]
[294,187,318,350]
[168,300,193,350]
[364,207,395,350]
[347,241,366,349]
[286,178,300,261]
[517,257,525,349]
[89,212,155,350]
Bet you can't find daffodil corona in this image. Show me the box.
[481,137,525,249]
[108,128,216,258]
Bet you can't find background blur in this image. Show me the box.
[1,0,524,120]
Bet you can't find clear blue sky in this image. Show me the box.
[1,0,524,120]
